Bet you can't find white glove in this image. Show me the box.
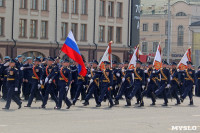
[49,79,52,83]
[20,67,24,70]
[193,85,196,89]
[4,62,9,66]
[147,78,150,83]
[142,85,145,89]
[115,85,118,89]
[109,86,112,90]
[122,78,125,83]
[83,85,86,88]
[91,68,94,71]
[40,80,43,85]
[88,74,91,78]
[122,69,125,73]
[152,71,155,74]
[166,84,171,88]
[15,87,18,91]
[65,86,69,91]
[38,84,41,88]
[116,73,120,77]
[144,70,148,73]
[170,76,172,80]
[90,79,93,84]
[132,73,134,80]
[177,69,180,72]
[45,78,48,83]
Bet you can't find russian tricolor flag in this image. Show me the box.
[61,31,87,76]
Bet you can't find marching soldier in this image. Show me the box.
[180,61,195,105]
[141,62,158,106]
[167,62,181,105]
[40,57,58,108]
[96,61,114,108]
[82,60,100,106]
[15,55,23,99]
[2,59,22,110]
[24,57,43,107]
[70,62,78,99]
[154,61,171,106]
[126,60,145,107]
[1,56,11,100]
[55,59,72,109]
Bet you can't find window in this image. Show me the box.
[30,20,37,38]
[143,23,148,31]
[31,0,38,10]
[0,0,4,7]
[100,0,105,16]
[99,25,105,42]
[165,21,168,35]
[62,0,68,13]
[177,25,184,46]
[116,27,122,43]
[153,42,159,52]
[72,0,78,14]
[19,19,27,37]
[71,23,78,40]
[108,1,114,17]
[41,21,48,38]
[117,2,122,18]
[0,18,4,36]
[81,0,87,14]
[41,0,48,11]
[176,12,186,16]
[153,23,159,31]
[142,42,148,52]
[20,0,27,9]
[108,26,113,42]
[80,24,87,41]
[61,22,68,39]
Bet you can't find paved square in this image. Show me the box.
[0,97,200,133]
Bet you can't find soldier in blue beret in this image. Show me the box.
[2,59,22,110]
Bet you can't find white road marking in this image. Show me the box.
[0,125,8,127]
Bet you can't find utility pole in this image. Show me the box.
[167,0,171,63]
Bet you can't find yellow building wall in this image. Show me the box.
[193,33,200,67]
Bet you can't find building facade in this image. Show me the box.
[140,0,200,62]
[0,0,130,63]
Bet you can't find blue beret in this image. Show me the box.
[63,58,69,63]
[48,57,55,61]
[17,55,23,58]
[34,57,41,62]
[162,61,168,65]
[4,56,10,60]
[27,57,32,60]
[104,61,110,65]
[172,62,177,65]
[187,61,192,65]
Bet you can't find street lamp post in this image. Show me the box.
[167,0,171,63]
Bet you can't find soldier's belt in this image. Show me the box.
[7,78,15,81]
[185,78,193,81]
[161,78,167,81]
[32,76,38,79]
[4,75,7,77]
[198,78,200,80]
[102,80,109,83]
[59,77,68,82]
[134,78,139,80]
[78,77,84,80]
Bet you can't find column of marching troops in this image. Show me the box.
[0,55,200,110]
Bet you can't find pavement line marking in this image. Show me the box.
[0,125,8,127]
[192,115,200,117]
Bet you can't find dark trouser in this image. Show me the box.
[23,81,32,99]
[181,81,193,102]
[115,81,131,101]
[5,85,21,109]
[142,83,157,104]
[98,84,113,105]
[42,83,58,107]
[57,84,71,108]
[27,81,43,106]
[167,83,180,103]
[17,79,23,97]
[195,80,200,96]
[128,83,142,100]
[2,80,7,99]
[73,81,84,103]
[155,83,168,104]
[70,82,77,99]
[85,83,99,104]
